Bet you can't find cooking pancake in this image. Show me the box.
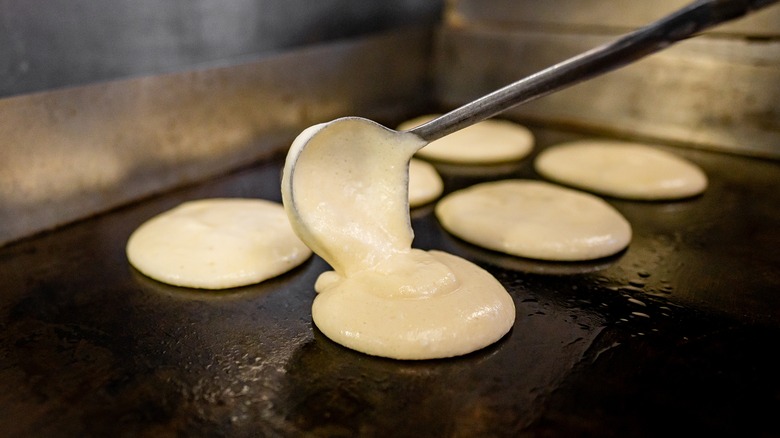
[398,114,534,164]
[534,140,708,200]
[126,198,312,289]
[435,180,632,261]
[408,158,444,207]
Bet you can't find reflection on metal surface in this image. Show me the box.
[276,311,600,436]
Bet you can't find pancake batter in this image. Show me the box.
[282,118,515,360]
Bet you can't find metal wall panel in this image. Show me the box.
[0,0,443,97]
[434,2,780,158]
[0,28,435,246]
[447,0,780,36]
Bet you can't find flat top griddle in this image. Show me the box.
[1,126,779,437]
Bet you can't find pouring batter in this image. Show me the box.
[279,0,776,359]
[281,118,515,360]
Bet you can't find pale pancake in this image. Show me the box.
[535,140,708,200]
[282,118,515,360]
[127,198,311,289]
[408,158,443,207]
[435,180,632,261]
[398,114,534,164]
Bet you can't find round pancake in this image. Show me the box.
[534,140,708,200]
[398,114,534,164]
[408,158,443,207]
[435,180,632,261]
[127,198,311,289]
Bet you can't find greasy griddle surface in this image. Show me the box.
[1,130,779,437]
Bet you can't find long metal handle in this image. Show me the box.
[408,0,778,142]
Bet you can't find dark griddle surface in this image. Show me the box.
[1,130,779,437]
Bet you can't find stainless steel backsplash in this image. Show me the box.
[0,0,443,97]
[0,28,436,246]
[437,0,780,158]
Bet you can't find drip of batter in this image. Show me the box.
[281,118,515,360]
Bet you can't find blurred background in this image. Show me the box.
[0,0,443,97]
